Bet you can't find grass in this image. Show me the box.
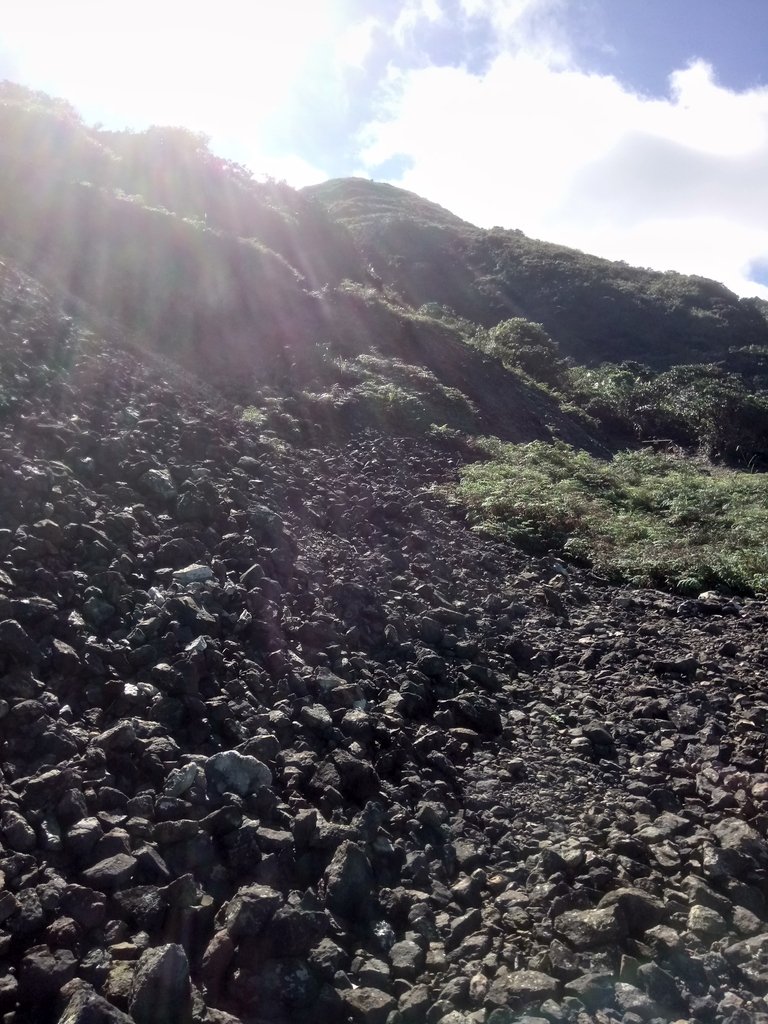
[300,353,478,436]
[454,440,768,595]
[235,352,478,445]
[240,405,267,426]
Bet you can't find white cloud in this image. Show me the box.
[3,0,767,299]
[393,0,444,44]
[460,0,549,16]
[359,53,768,298]
[459,0,573,65]
[0,0,345,153]
[0,0,353,194]
[250,154,329,188]
[336,17,380,68]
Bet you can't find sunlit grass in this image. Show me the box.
[240,405,267,426]
[455,440,768,594]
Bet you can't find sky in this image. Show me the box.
[1,0,767,299]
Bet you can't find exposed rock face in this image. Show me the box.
[3,265,768,1024]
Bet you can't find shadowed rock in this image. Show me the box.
[129,944,192,1024]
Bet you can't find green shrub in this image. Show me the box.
[455,440,768,594]
[565,361,768,463]
[240,406,266,426]
[298,353,478,436]
[475,318,568,386]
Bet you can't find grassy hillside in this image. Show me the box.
[306,178,768,369]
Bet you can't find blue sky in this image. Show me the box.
[1,0,767,297]
[566,0,768,95]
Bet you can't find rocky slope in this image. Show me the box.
[3,260,768,1024]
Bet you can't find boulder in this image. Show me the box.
[129,944,192,1024]
[325,841,375,922]
[205,751,272,796]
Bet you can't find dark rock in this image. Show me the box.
[711,817,768,866]
[446,908,482,951]
[554,906,625,950]
[324,841,375,922]
[635,961,687,1013]
[61,885,107,930]
[221,821,264,873]
[129,943,192,1024]
[613,981,661,1019]
[389,939,426,980]
[81,854,137,892]
[139,469,177,501]
[399,983,431,1023]
[486,968,559,1009]
[258,907,328,957]
[66,816,104,858]
[216,883,282,940]
[597,887,666,935]
[0,618,40,662]
[56,979,134,1023]
[229,956,319,1011]
[564,972,615,1011]
[83,596,116,627]
[205,750,272,796]
[1,808,37,851]
[309,937,350,981]
[341,986,397,1024]
[19,944,77,1005]
[0,971,17,1012]
[112,886,167,932]
[201,929,235,1000]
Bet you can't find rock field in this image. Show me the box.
[2,263,768,1024]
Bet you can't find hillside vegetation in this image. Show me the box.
[305,177,768,369]
[2,81,768,595]
[456,441,768,595]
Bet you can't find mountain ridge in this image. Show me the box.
[306,177,768,368]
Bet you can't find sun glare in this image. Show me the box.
[2,1,340,155]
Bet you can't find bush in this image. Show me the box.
[474,318,568,386]
[297,353,478,436]
[455,440,768,594]
[240,406,266,426]
[565,361,768,464]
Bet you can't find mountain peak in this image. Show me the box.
[303,176,473,231]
